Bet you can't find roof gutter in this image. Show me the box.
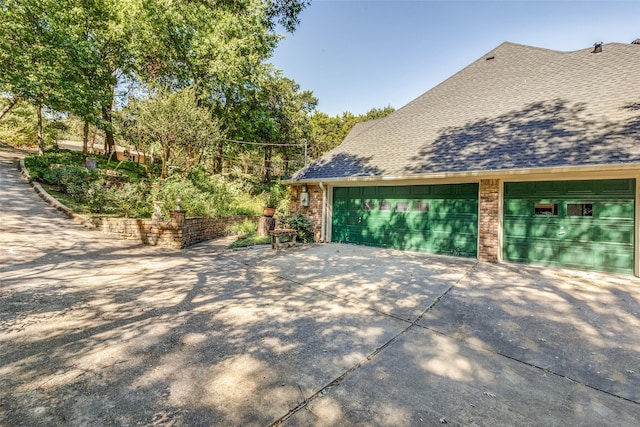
[282,162,640,185]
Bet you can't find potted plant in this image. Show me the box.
[263,186,282,217]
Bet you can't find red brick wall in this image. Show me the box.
[289,184,323,241]
[478,179,500,262]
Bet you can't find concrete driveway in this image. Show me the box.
[1,147,640,426]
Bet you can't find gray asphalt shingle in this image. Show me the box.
[292,42,640,181]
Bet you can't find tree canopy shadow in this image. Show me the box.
[405,99,640,174]
[292,152,382,180]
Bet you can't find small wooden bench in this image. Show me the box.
[269,228,298,250]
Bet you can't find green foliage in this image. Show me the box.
[228,218,257,237]
[228,234,271,249]
[42,164,99,199]
[0,0,308,158]
[25,150,149,185]
[23,148,294,220]
[264,182,285,207]
[109,182,152,218]
[229,196,263,216]
[309,106,395,159]
[157,178,216,218]
[280,213,314,243]
[0,100,37,146]
[24,149,150,216]
[118,87,220,178]
[222,70,317,181]
[0,100,62,147]
[155,170,270,217]
[83,179,112,213]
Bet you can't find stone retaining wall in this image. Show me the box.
[91,212,258,249]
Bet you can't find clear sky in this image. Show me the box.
[271,0,640,116]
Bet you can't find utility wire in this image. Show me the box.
[217,137,304,148]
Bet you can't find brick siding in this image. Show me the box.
[289,184,323,241]
[478,179,500,262]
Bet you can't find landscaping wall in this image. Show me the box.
[91,212,258,249]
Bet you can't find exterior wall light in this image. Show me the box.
[300,185,310,207]
[175,195,182,211]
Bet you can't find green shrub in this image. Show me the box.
[157,177,215,217]
[0,101,38,147]
[84,180,112,213]
[280,213,315,243]
[23,149,299,220]
[109,182,152,217]
[227,193,262,216]
[25,150,94,179]
[42,164,99,200]
[228,218,256,237]
[228,234,270,249]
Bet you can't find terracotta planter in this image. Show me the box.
[263,207,275,217]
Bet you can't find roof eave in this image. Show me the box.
[283,163,640,185]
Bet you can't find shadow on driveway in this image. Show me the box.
[2,147,639,425]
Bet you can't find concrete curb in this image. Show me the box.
[18,158,96,229]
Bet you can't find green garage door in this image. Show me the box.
[503,179,635,274]
[332,183,478,257]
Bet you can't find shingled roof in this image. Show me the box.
[291,41,640,182]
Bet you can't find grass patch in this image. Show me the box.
[228,234,271,249]
[39,183,91,213]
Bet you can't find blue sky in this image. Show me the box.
[271,0,640,116]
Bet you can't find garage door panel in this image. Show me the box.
[503,179,635,274]
[561,222,596,241]
[597,249,635,274]
[597,179,635,196]
[595,224,634,245]
[333,184,478,257]
[406,213,429,229]
[504,200,532,216]
[361,187,377,197]
[597,202,634,219]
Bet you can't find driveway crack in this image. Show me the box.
[270,261,479,426]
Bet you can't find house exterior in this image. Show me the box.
[286,41,640,276]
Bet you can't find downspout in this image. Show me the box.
[319,182,327,242]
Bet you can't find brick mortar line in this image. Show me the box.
[269,261,480,426]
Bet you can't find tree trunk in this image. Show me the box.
[213,140,223,174]
[0,95,18,121]
[102,105,115,155]
[284,153,290,176]
[161,146,170,178]
[82,120,89,154]
[37,105,44,155]
[263,145,272,183]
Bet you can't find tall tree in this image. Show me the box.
[308,106,395,159]
[0,0,68,152]
[118,87,220,180]
[0,0,310,154]
[0,95,19,121]
[229,70,316,182]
